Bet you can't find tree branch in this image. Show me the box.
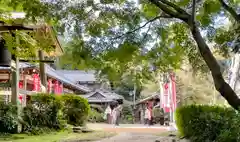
[218,0,240,22]
[191,0,196,24]
[148,0,240,109]
[112,14,171,40]
[149,0,190,22]
[160,0,189,15]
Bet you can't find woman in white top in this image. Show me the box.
[104,105,112,124]
[144,106,151,125]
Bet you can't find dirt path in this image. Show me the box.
[95,132,162,142]
[88,123,172,142]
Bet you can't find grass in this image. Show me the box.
[0,130,116,142]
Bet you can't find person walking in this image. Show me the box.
[104,105,112,124]
[112,100,123,126]
[115,103,123,125]
[144,105,151,125]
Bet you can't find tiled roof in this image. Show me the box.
[0,62,35,70]
[0,63,91,93]
[44,64,91,93]
[87,99,114,103]
[83,89,124,100]
[136,92,159,104]
[55,70,97,82]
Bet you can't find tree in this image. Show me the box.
[11,0,240,109]
[0,1,56,60]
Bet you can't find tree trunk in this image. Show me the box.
[190,23,240,110]
[229,54,240,91]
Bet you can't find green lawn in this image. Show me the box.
[0,130,116,142]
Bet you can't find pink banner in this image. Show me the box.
[19,81,23,89]
[48,79,52,93]
[163,83,170,113]
[58,83,63,94]
[32,74,40,91]
[170,73,177,112]
[18,95,23,104]
[54,80,59,94]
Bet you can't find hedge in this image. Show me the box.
[22,94,64,133]
[0,103,18,133]
[61,95,90,126]
[88,109,104,123]
[175,105,240,142]
[0,93,90,134]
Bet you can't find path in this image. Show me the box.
[96,132,162,142]
[87,123,173,142]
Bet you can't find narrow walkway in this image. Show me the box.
[88,123,172,142]
[95,132,163,142]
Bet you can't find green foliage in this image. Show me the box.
[61,95,90,126]
[90,104,104,113]
[0,0,56,59]
[114,77,142,100]
[141,2,161,19]
[121,105,133,124]
[0,94,91,134]
[175,105,240,142]
[88,109,104,123]
[9,0,240,109]
[22,94,64,134]
[0,102,18,133]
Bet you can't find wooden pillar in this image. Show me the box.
[11,57,21,132]
[23,74,27,107]
[11,58,19,105]
[38,50,47,87]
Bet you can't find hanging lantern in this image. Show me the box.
[0,39,11,67]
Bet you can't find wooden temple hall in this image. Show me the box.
[0,12,125,109]
[0,13,90,105]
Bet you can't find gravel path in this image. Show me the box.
[88,123,183,142]
[95,132,162,142]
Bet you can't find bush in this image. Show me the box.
[61,95,90,126]
[22,94,64,133]
[175,105,239,142]
[121,105,133,124]
[88,109,104,123]
[0,94,90,134]
[0,102,18,133]
[90,104,104,113]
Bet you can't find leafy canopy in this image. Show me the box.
[9,0,239,82]
[0,0,56,59]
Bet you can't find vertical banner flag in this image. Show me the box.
[48,79,52,93]
[32,74,40,91]
[54,80,59,94]
[164,83,170,113]
[59,83,63,94]
[19,81,23,89]
[170,73,177,112]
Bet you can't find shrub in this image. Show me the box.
[88,109,104,123]
[61,95,90,126]
[22,94,64,133]
[175,105,239,142]
[121,105,133,124]
[215,112,240,142]
[0,102,18,133]
[90,104,104,113]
